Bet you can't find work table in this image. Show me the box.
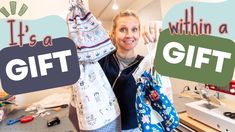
[0,107,76,132]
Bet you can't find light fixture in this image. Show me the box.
[97,20,102,25]
[112,0,119,10]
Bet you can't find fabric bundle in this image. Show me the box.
[69,62,121,131]
[67,2,115,62]
[135,71,179,132]
[67,1,121,131]
[133,21,179,131]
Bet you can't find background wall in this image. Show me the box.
[135,0,162,56]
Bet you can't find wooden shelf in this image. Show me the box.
[179,112,219,132]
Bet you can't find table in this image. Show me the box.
[0,108,77,132]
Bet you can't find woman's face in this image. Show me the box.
[113,16,140,52]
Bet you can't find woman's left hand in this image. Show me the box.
[142,21,162,44]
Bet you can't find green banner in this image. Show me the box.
[155,29,235,86]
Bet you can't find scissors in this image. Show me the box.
[7,115,25,125]
[20,115,34,123]
[7,115,34,125]
[223,112,235,119]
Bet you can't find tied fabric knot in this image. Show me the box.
[135,71,179,132]
[149,90,160,102]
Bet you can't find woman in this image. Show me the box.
[99,10,157,131]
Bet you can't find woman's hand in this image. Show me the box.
[142,21,162,44]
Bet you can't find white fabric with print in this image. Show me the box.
[67,3,115,62]
[71,62,120,130]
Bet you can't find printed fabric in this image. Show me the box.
[135,71,179,132]
[67,3,115,62]
[70,62,121,131]
[67,2,121,132]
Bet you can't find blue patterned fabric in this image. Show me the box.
[135,71,179,132]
